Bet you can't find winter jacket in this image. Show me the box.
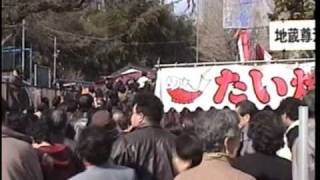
[111,125,177,180]
[2,126,44,180]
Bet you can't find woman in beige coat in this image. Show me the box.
[174,109,255,180]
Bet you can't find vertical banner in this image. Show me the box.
[223,0,273,28]
[155,62,315,112]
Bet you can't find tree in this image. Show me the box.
[2,0,196,80]
[196,0,238,61]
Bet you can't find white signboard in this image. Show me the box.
[155,63,315,112]
[269,20,315,51]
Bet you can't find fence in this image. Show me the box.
[1,80,78,110]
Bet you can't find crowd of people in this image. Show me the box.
[1,75,315,180]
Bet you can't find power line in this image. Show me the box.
[34,22,196,45]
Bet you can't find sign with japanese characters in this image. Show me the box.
[269,20,315,51]
[155,63,315,112]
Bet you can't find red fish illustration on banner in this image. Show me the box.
[166,73,211,104]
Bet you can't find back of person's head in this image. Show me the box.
[88,86,95,94]
[175,133,203,168]
[52,96,62,108]
[248,110,285,155]
[66,99,78,113]
[89,110,116,129]
[236,100,258,117]
[47,109,68,131]
[303,91,315,118]
[78,94,93,111]
[132,93,164,124]
[142,72,147,76]
[95,88,104,98]
[76,126,118,165]
[161,108,181,135]
[112,110,129,130]
[37,102,49,112]
[41,97,50,107]
[194,109,240,155]
[25,106,35,114]
[276,97,306,121]
[105,81,113,90]
[4,112,28,134]
[31,117,50,143]
[180,110,195,133]
[263,105,273,111]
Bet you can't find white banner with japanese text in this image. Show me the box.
[269,20,315,51]
[155,63,315,112]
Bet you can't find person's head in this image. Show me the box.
[180,110,195,133]
[235,100,258,129]
[46,109,68,132]
[89,110,116,129]
[142,72,147,77]
[248,110,285,155]
[66,99,78,113]
[88,86,95,94]
[78,94,94,111]
[52,96,62,108]
[114,80,124,92]
[118,85,126,94]
[95,98,106,110]
[105,81,113,90]
[33,110,68,143]
[30,117,50,143]
[95,88,104,98]
[276,97,306,128]
[76,126,118,166]
[112,110,129,130]
[130,93,164,127]
[41,97,50,107]
[37,102,49,112]
[303,91,315,118]
[25,106,35,114]
[194,109,241,158]
[173,133,203,173]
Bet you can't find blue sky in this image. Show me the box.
[166,0,193,15]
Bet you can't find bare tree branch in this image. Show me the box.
[1,33,13,45]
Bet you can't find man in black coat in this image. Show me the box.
[111,93,177,180]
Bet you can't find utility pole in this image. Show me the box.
[29,46,33,84]
[53,37,57,84]
[22,19,25,74]
[196,0,200,63]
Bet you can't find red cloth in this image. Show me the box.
[37,144,84,180]
[255,44,265,60]
[238,30,252,61]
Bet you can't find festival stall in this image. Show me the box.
[154,59,315,112]
[100,64,156,84]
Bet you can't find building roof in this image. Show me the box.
[102,63,154,78]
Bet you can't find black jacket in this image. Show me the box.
[233,152,292,180]
[111,125,177,180]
